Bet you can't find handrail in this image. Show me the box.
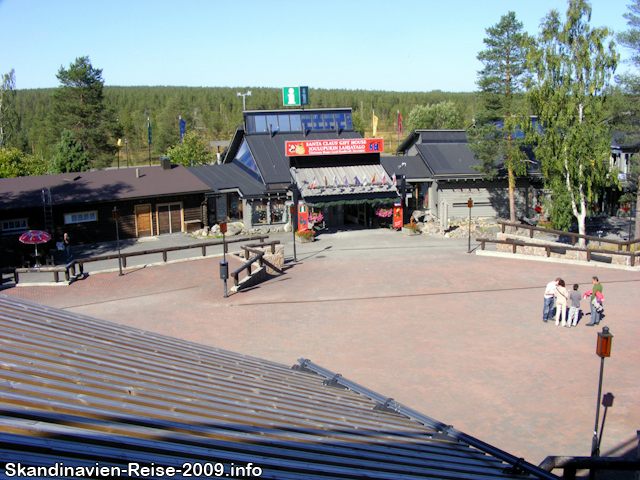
[476,237,640,266]
[498,220,640,251]
[230,251,265,287]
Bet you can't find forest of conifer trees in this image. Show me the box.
[10,86,479,164]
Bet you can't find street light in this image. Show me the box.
[237,90,251,111]
[591,326,613,459]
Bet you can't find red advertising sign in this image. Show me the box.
[285,138,383,156]
[393,202,403,229]
[297,204,309,232]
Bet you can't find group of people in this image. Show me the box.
[543,276,604,327]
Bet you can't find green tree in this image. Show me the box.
[524,0,619,243]
[50,56,121,169]
[351,113,366,136]
[166,130,212,167]
[0,147,47,178]
[0,69,18,148]
[616,0,640,238]
[49,129,91,173]
[407,101,462,130]
[467,12,528,222]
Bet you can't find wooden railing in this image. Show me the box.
[2,236,271,285]
[476,237,640,266]
[231,241,282,287]
[75,235,269,274]
[498,220,640,251]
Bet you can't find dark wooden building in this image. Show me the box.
[0,161,210,267]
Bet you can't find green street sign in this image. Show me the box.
[282,86,309,106]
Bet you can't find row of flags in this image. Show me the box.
[116,116,188,147]
[308,173,396,189]
[372,110,403,137]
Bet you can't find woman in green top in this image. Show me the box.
[586,276,603,326]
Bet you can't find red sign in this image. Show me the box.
[393,202,403,229]
[285,138,383,156]
[297,204,309,232]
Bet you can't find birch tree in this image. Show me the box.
[524,0,618,244]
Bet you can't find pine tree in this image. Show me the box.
[615,0,640,239]
[0,69,18,148]
[50,57,121,169]
[49,130,91,173]
[467,11,528,222]
[525,0,618,244]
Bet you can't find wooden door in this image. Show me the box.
[157,204,182,234]
[135,204,152,237]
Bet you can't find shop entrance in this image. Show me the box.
[157,203,182,234]
[135,204,152,237]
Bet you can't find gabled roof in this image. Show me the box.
[0,164,211,211]
[188,163,266,198]
[0,295,557,479]
[224,130,364,186]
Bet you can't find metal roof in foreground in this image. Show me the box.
[0,295,557,479]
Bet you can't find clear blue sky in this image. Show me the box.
[0,0,635,93]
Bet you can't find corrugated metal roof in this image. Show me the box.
[416,143,482,178]
[0,294,557,479]
[189,163,266,197]
[0,165,211,210]
[292,165,398,199]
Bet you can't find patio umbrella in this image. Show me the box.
[19,230,51,259]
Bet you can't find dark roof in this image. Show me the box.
[415,143,482,179]
[0,294,557,480]
[0,165,211,210]
[188,163,266,197]
[223,129,364,187]
[380,155,433,180]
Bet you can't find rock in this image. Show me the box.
[284,223,292,233]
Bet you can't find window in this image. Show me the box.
[233,140,263,183]
[345,113,353,130]
[270,200,285,223]
[335,112,347,130]
[254,115,268,133]
[301,114,313,132]
[252,200,268,224]
[312,114,324,130]
[289,114,302,131]
[64,211,97,224]
[323,113,336,130]
[266,114,279,132]
[245,115,256,133]
[2,218,27,232]
[277,114,290,132]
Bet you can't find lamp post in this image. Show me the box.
[112,207,123,276]
[467,198,473,253]
[591,326,613,459]
[290,205,297,262]
[237,90,251,111]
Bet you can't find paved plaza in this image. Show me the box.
[4,228,639,467]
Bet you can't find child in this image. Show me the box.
[568,284,581,328]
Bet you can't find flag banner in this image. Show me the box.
[180,117,186,142]
[393,201,403,229]
[398,113,403,137]
[371,173,377,183]
[392,173,397,185]
[298,204,308,232]
[344,175,348,186]
[310,178,317,189]
[148,122,152,145]
[382,174,386,185]
[323,176,327,187]
[372,114,379,137]
[333,175,338,187]
[354,175,361,186]
[117,138,122,147]
[285,138,383,156]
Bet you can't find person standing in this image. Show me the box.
[568,284,581,328]
[543,278,560,323]
[63,233,71,263]
[554,279,569,327]
[584,276,603,326]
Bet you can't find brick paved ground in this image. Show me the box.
[4,229,639,467]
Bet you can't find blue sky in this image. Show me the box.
[0,0,635,92]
